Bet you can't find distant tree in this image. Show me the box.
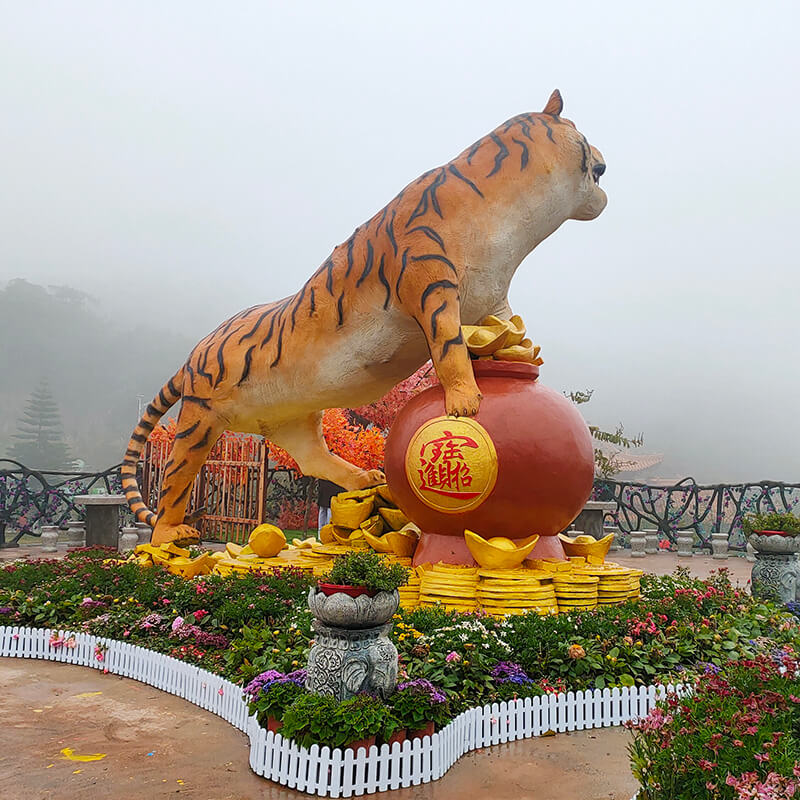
[7,380,73,470]
[568,389,644,478]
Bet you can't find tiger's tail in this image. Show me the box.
[120,367,185,528]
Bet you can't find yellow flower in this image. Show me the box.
[463,660,470,666]
[567,644,586,660]
[273,630,280,636]
[285,647,291,652]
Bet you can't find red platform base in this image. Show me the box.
[412,531,566,567]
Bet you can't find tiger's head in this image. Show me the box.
[539,89,607,222]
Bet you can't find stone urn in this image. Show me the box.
[305,587,399,701]
[748,533,800,604]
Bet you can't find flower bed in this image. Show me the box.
[2,551,800,792]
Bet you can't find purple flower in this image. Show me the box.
[0,607,12,615]
[396,678,447,704]
[171,616,185,632]
[491,661,531,684]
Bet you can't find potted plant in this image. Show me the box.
[388,679,451,740]
[281,692,400,751]
[309,551,409,629]
[243,669,307,733]
[317,550,409,597]
[742,511,800,537]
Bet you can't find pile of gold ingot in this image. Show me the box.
[461,314,543,365]
[321,484,420,558]
[551,572,600,612]
[476,568,558,616]
[419,564,479,612]
[398,569,421,610]
[573,565,635,606]
[628,569,643,599]
[131,542,216,577]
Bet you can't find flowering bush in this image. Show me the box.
[244,669,308,726]
[628,652,800,799]
[389,679,451,730]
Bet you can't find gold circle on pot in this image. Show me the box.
[404,416,498,514]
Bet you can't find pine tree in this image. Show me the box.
[7,380,73,470]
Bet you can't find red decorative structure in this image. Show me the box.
[385,361,594,565]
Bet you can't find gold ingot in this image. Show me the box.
[336,487,379,501]
[248,524,286,558]
[552,574,599,585]
[464,530,539,569]
[383,530,419,558]
[360,515,385,538]
[376,484,395,505]
[431,563,479,575]
[333,527,365,546]
[378,507,410,531]
[493,343,537,363]
[478,314,527,346]
[330,495,375,528]
[530,559,573,572]
[558,532,615,562]
[161,542,191,557]
[462,324,511,356]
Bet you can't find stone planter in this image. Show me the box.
[749,533,800,604]
[746,542,756,563]
[711,532,729,560]
[307,586,398,629]
[643,530,659,555]
[119,527,140,554]
[135,522,152,544]
[66,523,85,549]
[305,587,399,701]
[676,534,694,558]
[630,531,646,559]
[605,526,620,552]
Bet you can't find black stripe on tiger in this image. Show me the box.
[145,403,160,418]
[375,206,388,235]
[125,448,139,459]
[540,118,555,143]
[189,426,212,451]
[441,331,463,359]
[171,483,192,508]
[486,133,509,178]
[166,458,188,479]
[309,287,316,316]
[430,300,447,339]
[185,362,195,389]
[421,279,458,311]
[408,225,447,253]
[290,283,307,331]
[512,137,529,170]
[386,211,398,257]
[345,233,357,278]
[167,377,179,398]
[324,258,335,295]
[197,346,213,384]
[406,168,446,227]
[356,240,374,287]
[395,248,411,302]
[466,138,483,164]
[270,319,287,368]
[183,396,211,409]
[411,254,457,276]
[448,165,484,198]
[175,420,201,439]
[258,299,291,350]
[213,331,236,388]
[336,292,345,327]
[238,344,256,385]
[239,306,278,345]
[131,432,147,444]
[140,419,155,433]
[377,253,391,310]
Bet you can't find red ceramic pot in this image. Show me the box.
[317,583,377,598]
[266,716,283,734]
[408,721,435,740]
[346,735,376,752]
[386,729,407,747]
[385,360,594,564]
[754,530,793,537]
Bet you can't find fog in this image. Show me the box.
[1,1,798,482]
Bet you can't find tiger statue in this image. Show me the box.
[121,89,607,545]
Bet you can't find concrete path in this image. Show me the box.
[0,659,638,800]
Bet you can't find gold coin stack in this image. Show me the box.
[628,569,643,599]
[574,566,633,606]
[476,569,558,616]
[552,573,599,612]
[419,564,479,612]
[398,573,421,610]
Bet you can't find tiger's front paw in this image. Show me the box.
[353,468,386,489]
[444,385,482,417]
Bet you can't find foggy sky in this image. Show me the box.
[1,1,798,483]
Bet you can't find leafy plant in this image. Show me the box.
[281,693,400,748]
[247,680,306,727]
[321,551,408,592]
[742,511,800,535]
[388,680,452,730]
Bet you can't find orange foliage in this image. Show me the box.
[267,408,385,475]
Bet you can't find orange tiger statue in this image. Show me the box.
[122,89,607,545]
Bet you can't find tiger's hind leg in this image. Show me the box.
[151,404,225,546]
[268,412,384,491]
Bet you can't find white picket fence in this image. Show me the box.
[1,625,675,797]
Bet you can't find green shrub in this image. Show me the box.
[322,551,408,592]
[742,511,800,535]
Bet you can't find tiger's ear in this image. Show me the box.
[542,89,563,116]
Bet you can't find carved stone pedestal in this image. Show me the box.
[305,587,399,701]
[676,534,694,558]
[711,532,729,560]
[40,525,60,553]
[749,534,800,605]
[644,530,659,555]
[630,531,647,558]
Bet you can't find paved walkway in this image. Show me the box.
[0,660,638,800]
